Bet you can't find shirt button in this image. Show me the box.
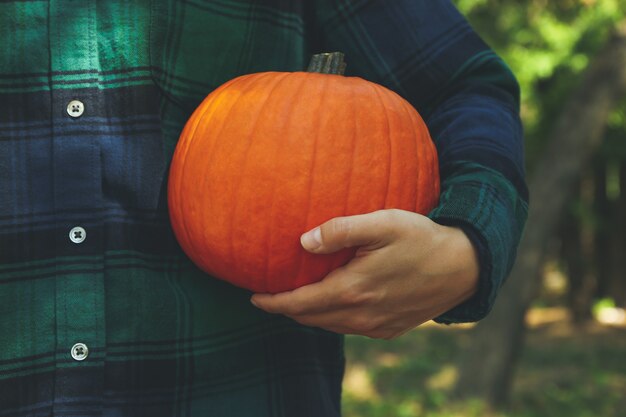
[71,343,89,361]
[67,99,85,118]
[69,226,86,244]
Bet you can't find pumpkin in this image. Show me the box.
[168,53,440,293]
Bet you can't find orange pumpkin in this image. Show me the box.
[168,54,440,293]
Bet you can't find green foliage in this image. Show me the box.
[592,297,617,315]
[453,0,626,167]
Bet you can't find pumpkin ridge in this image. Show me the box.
[369,82,394,210]
[171,79,237,268]
[342,77,358,223]
[403,90,426,212]
[194,74,265,275]
[228,72,292,291]
[392,86,420,210]
[291,72,331,290]
[262,73,311,293]
[323,75,358,275]
[398,89,438,212]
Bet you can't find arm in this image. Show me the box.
[310,0,528,323]
[252,0,528,331]
[426,57,528,323]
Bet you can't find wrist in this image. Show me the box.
[431,218,494,324]
[437,225,480,304]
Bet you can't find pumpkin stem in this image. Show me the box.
[307,52,346,75]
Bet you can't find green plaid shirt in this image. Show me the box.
[0,1,527,416]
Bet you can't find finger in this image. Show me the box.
[289,311,410,339]
[300,209,399,254]
[250,272,344,316]
[290,309,383,336]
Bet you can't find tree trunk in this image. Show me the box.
[607,160,626,306]
[454,25,626,406]
[565,170,597,324]
[594,158,611,301]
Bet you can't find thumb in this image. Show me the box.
[300,210,394,254]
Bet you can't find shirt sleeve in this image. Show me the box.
[313,0,529,323]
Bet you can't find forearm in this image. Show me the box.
[426,60,529,323]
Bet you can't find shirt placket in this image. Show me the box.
[49,1,106,415]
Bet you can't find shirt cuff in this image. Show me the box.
[427,162,528,324]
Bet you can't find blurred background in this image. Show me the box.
[341,1,626,416]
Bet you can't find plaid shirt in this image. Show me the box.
[0,1,527,416]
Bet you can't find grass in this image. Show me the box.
[341,308,626,417]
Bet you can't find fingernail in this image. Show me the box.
[250,297,259,308]
[301,227,322,251]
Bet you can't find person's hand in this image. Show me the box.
[250,209,479,339]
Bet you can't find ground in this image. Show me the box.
[342,307,626,417]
